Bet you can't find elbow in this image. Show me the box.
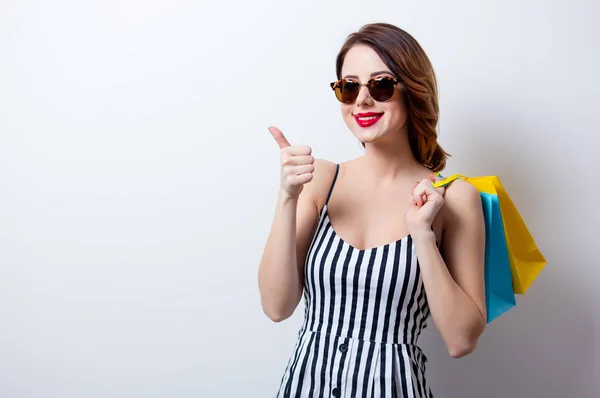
[448,341,476,359]
[258,282,301,323]
[448,315,486,358]
[448,334,481,359]
[262,304,293,323]
[266,310,290,323]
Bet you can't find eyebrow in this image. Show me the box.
[342,70,394,79]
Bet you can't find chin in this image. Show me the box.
[352,128,386,144]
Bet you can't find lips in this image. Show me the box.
[354,112,384,128]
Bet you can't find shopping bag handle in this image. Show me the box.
[432,173,467,189]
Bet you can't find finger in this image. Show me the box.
[413,179,434,206]
[420,178,435,188]
[427,174,441,183]
[412,179,430,193]
[413,189,424,207]
[286,164,315,175]
[269,126,291,149]
[408,194,417,206]
[290,173,313,185]
[411,181,424,206]
[283,146,312,157]
[428,175,447,196]
[282,155,314,166]
[436,185,446,197]
[417,178,437,194]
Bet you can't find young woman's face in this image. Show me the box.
[339,44,409,145]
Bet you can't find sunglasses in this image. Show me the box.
[330,76,401,104]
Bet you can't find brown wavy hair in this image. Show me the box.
[336,23,450,172]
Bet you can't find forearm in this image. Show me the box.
[413,231,485,357]
[258,191,303,321]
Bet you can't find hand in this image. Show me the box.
[404,174,446,238]
[269,126,315,198]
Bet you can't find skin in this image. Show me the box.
[258,44,487,359]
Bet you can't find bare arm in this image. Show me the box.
[409,178,487,358]
[258,183,317,322]
[258,127,335,322]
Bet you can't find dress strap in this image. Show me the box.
[325,163,340,205]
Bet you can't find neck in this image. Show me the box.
[360,132,425,183]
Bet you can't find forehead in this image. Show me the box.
[341,44,392,78]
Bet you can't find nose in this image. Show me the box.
[355,84,374,107]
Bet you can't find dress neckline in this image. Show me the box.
[323,205,412,252]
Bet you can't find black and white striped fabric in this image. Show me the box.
[277,164,433,398]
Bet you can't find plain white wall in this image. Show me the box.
[1,0,598,397]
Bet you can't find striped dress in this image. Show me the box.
[277,164,434,398]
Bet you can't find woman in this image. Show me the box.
[258,23,487,398]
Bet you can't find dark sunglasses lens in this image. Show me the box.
[369,78,396,101]
[338,80,359,104]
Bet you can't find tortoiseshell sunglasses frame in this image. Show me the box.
[329,76,401,104]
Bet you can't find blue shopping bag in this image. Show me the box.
[480,192,516,323]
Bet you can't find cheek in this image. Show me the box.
[341,105,354,121]
[384,104,408,126]
[390,110,406,124]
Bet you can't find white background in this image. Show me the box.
[1,0,599,397]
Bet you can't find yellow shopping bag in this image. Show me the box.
[434,174,546,294]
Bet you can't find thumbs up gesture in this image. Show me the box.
[269,126,315,198]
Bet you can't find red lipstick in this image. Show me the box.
[354,112,384,128]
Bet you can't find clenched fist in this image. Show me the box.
[404,175,446,239]
[269,126,315,198]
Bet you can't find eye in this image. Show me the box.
[342,80,360,92]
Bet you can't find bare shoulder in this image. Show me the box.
[313,158,338,180]
[442,178,483,225]
[444,178,480,202]
[307,159,338,210]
